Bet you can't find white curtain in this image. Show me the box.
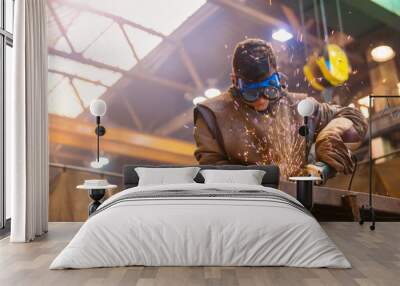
[7,0,49,242]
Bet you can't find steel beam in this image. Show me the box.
[49,48,195,93]
[153,107,194,136]
[47,1,76,53]
[49,114,196,164]
[179,44,204,90]
[209,0,287,28]
[51,0,168,39]
[48,69,109,88]
[121,95,143,131]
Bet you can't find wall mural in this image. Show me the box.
[47,0,400,221]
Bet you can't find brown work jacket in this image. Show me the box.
[193,88,367,178]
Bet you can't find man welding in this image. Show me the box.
[193,38,367,182]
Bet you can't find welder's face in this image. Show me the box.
[233,70,281,112]
[247,96,270,112]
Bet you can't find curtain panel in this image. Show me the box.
[7,0,49,242]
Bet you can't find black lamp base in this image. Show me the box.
[88,189,106,216]
[296,180,313,211]
[359,205,376,231]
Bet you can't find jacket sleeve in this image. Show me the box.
[311,98,368,174]
[193,107,232,165]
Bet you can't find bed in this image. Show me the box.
[50,165,350,269]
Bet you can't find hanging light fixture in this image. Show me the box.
[272,29,293,42]
[371,45,395,62]
[204,88,221,98]
[192,96,207,105]
[90,157,109,169]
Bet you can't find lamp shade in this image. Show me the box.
[90,99,107,117]
[297,98,315,117]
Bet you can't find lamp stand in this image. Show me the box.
[359,95,376,231]
[298,116,310,166]
[88,189,106,215]
[94,116,106,162]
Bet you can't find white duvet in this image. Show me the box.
[50,183,350,269]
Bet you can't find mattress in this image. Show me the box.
[50,183,350,269]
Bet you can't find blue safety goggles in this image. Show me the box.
[237,72,283,103]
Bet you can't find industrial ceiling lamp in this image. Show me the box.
[90,157,109,169]
[203,78,221,100]
[371,45,395,62]
[89,99,107,167]
[272,28,293,42]
[204,88,221,99]
[192,96,207,105]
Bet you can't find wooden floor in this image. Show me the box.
[0,222,399,286]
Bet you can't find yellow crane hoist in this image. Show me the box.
[304,44,350,91]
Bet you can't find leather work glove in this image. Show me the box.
[305,162,336,185]
[315,117,363,175]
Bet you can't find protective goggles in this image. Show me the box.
[237,72,283,103]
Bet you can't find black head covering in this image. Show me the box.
[232,38,277,82]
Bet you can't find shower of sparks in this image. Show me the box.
[232,97,307,178]
[261,98,306,178]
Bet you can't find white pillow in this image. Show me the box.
[200,169,266,185]
[135,167,200,186]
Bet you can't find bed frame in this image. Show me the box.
[123,165,280,190]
